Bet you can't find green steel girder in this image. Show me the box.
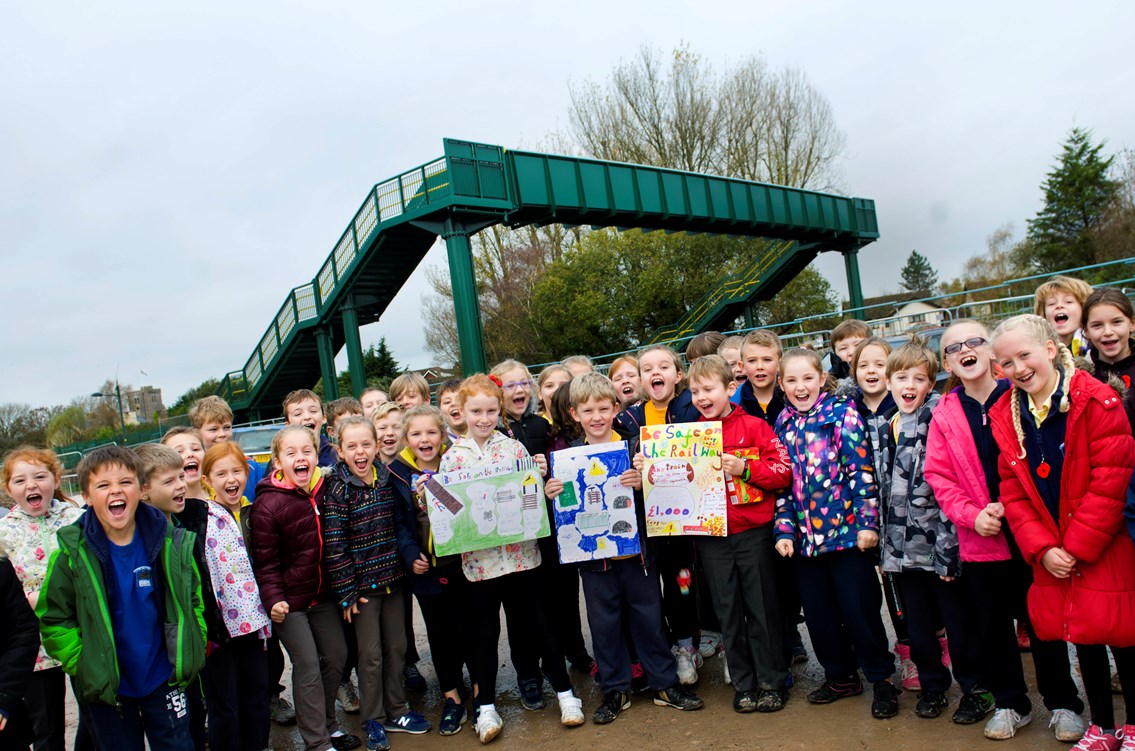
[217,138,879,421]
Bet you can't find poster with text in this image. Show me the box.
[423,457,549,556]
[641,422,727,537]
[550,441,640,563]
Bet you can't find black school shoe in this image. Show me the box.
[871,680,902,719]
[653,685,705,711]
[330,733,361,751]
[755,688,789,713]
[952,690,995,724]
[915,690,949,718]
[519,678,546,710]
[733,690,758,713]
[593,690,631,724]
[807,675,864,704]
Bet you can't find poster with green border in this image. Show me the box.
[423,457,550,556]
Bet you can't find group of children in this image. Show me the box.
[4,275,1135,751]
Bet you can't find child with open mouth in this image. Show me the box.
[1084,288,1135,433]
[1034,275,1093,357]
[162,427,208,500]
[0,447,85,751]
[608,356,643,408]
[252,425,360,751]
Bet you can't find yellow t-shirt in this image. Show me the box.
[644,401,667,426]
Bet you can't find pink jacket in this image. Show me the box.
[924,389,1012,562]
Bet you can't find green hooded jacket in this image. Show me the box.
[35,504,206,706]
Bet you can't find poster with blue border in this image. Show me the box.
[550,441,640,563]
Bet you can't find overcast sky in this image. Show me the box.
[3,1,1133,410]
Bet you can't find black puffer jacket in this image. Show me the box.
[251,473,327,611]
[0,556,36,747]
[174,497,230,644]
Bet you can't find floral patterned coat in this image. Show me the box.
[438,431,543,582]
[0,500,84,670]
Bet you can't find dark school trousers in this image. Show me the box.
[795,547,895,683]
[893,569,986,695]
[654,536,700,643]
[698,526,789,691]
[26,667,66,751]
[1077,644,1135,730]
[468,567,571,704]
[202,632,270,751]
[415,562,476,694]
[353,588,407,724]
[580,558,679,694]
[85,684,194,751]
[962,560,1032,714]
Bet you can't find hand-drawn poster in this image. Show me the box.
[641,422,727,537]
[423,457,549,556]
[550,441,639,563]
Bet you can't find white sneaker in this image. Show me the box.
[698,631,722,659]
[723,659,731,685]
[984,708,1032,740]
[559,694,585,727]
[674,647,698,686]
[476,707,502,744]
[1051,709,1086,743]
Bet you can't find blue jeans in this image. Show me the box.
[84,684,193,751]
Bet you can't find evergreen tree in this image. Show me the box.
[1026,127,1119,273]
[899,250,939,296]
[365,338,401,383]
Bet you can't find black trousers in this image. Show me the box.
[795,548,894,683]
[26,667,65,751]
[580,558,678,693]
[403,584,419,666]
[469,568,571,703]
[1077,644,1135,729]
[654,537,700,643]
[961,561,1031,713]
[415,562,477,694]
[894,569,986,695]
[698,527,788,691]
[202,633,270,751]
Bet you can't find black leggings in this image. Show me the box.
[415,563,476,694]
[469,568,571,704]
[1077,644,1135,730]
[655,537,700,643]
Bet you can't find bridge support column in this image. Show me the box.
[315,327,339,400]
[444,221,488,375]
[341,296,366,398]
[843,249,865,320]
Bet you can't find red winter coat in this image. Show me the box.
[705,406,792,533]
[990,369,1135,646]
[251,471,327,612]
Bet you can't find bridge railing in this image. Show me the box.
[217,156,455,404]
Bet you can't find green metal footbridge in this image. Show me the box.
[216,139,879,421]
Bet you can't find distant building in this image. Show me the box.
[859,293,949,338]
[125,386,165,424]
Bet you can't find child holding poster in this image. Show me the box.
[545,373,704,725]
[687,355,794,713]
[773,348,900,721]
[619,344,706,685]
[438,375,582,744]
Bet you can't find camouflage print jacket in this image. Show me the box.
[876,392,960,577]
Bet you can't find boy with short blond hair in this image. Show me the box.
[830,320,872,380]
[543,373,703,725]
[739,330,786,426]
[687,355,794,712]
[1033,275,1093,355]
[388,374,430,410]
[37,446,205,751]
[189,395,234,450]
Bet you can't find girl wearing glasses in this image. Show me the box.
[924,319,1085,742]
